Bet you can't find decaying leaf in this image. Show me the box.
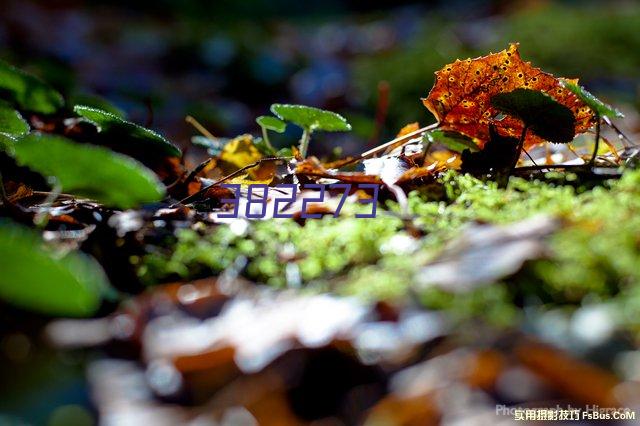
[396,122,421,138]
[217,134,277,184]
[422,43,594,148]
[417,215,558,292]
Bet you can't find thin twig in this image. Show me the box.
[360,123,438,158]
[369,80,390,147]
[510,126,528,175]
[336,123,439,169]
[515,164,589,172]
[34,182,62,228]
[174,156,291,206]
[0,171,7,206]
[185,115,217,141]
[522,148,538,167]
[603,116,633,148]
[589,113,601,166]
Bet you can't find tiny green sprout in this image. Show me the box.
[270,104,351,158]
[256,115,286,153]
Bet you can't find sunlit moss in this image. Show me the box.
[139,169,640,332]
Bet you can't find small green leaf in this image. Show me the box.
[253,137,277,156]
[276,147,293,157]
[13,134,166,208]
[491,88,576,143]
[270,104,351,132]
[256,115,287,133]
[0,101,29,137]
[74,105,182,157]
[426,130,480,153]
[0,220,108,316]
[0,60,64,114]
[560,79,624,120]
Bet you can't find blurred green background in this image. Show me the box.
[1,0,638,155]
[1,0,640,424]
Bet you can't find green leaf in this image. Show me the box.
[256,115,287,133]
[426,130,480,153]
[276,147,293,157]
[74,105,182,157]
[13,134,166,208]
[0,60,64,114]
[0,220,108,316]
[70,93,127,119]
[560,79,624,119]
[0,133,16,155]
[253,137,277,156]
[270,104,351,132]
[0,101,29,137]
[491,88,576,143]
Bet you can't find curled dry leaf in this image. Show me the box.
[422,43,595,148]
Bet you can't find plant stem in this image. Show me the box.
[34,180,61,228]
[261,126,275,153]
[174,156,291,206]
[590,113,601,167]
[185,115,217,140]
[299,128,311,158]
[0,170,7,206]
[510,125,528,174]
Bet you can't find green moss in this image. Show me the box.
[139,169,640,334]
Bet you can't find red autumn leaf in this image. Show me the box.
[422,43,595,148]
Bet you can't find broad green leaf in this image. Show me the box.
[13,134,166,208]
[426,130,480,153]
[560,79,624,119]
[0,101,29,137]
[491,89,576,143]
[0,133,16,154]
[74,105,182,157]
[70,93,127,119]
[0,60,64,114]
[0,220,108,316]
[270,104,351,132]
[256,115,287,133]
